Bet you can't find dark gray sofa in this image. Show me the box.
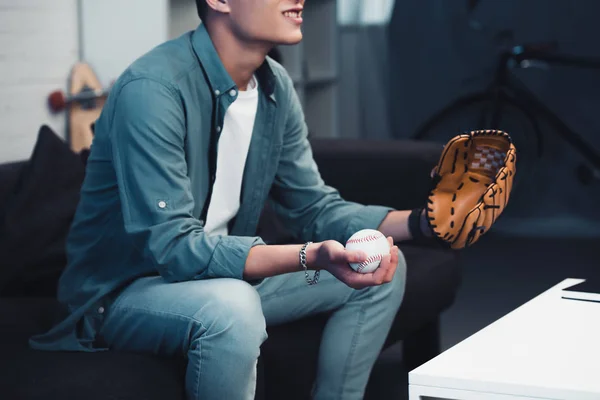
[0,126,461,399]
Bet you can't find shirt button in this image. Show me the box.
[216,126,221,132]
[214,89,220,96]
[158,201,167,209]
[98,306,105,314]
[229,89,237,97]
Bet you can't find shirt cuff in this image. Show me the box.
[345,205,395,241]
[206,236,266,280]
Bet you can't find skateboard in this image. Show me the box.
[48,62,110,153]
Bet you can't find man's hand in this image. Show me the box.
[308,238,399,290]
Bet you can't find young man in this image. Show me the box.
[30,1,434,399]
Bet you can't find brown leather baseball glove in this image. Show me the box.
[426,129,517,249]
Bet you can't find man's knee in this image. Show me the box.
[367,247,407,304]
[192,279,267,347]
[391,247,407,294]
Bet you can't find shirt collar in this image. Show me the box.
[191,23,277,103]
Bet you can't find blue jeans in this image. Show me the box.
[99,250,407,400]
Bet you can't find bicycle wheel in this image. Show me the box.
[413,91,543,213]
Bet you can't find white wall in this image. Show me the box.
[169,0,201,39]
[0,0,173,163]
[0,0,79,163]
[79,0,169,88]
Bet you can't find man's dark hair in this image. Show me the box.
[196,0,208,21]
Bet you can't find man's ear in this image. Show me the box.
[206,0,231,14]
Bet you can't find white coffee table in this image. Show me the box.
[409,278,600,400]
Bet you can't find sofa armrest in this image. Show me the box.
[309,138,442,210]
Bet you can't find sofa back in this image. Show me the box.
[310,138,440,210]
[256,138,441,245]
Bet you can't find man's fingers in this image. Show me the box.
[332,241,399,289]
[343,250,367,265]
[338,271,368,290]
[333,249,367,265]
[329,248,364,265]
[372,245,398,284]
[385,246,399,282]
[340,267,381,289]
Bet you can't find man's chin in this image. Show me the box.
[276,33,303,46]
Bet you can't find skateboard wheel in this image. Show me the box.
[48,90,67,112]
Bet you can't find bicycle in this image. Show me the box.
[412,3,600,198]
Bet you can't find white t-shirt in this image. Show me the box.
[203,76,259,236]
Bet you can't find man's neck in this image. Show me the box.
[205,21,271,91]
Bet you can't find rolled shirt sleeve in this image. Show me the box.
[109,77,264,282]
[269,75,395,244]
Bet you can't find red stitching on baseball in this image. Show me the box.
[347,233,383,245]
[356,253,384,273]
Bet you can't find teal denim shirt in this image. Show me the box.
[29,23,394,352]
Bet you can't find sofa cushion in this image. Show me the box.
[0,125,86,294]
[0,298,185,400]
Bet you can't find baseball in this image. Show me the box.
[345,229,391,274]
